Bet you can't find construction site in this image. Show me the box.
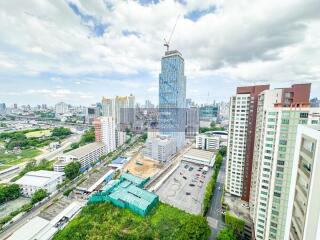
[123,152,162,179]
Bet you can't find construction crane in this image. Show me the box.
[164,15,180,52]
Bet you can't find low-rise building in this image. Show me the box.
[54,142,107,172]
[196,134,220,151]
[182,148,215,167]
[143,136,176,162]
[15,170,64,197]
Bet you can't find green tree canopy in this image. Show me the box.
[64,162,81,180]
[217,227,237,240]
[0,184,21,205]
[31,189,48,204]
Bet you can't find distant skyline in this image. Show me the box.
[0,0,319,105]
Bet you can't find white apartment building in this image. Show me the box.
[143,136,176,162]
[251,107,319,240]
[101,94,135,128]
[116,129,126,147]
[284,125,320,240]
[54,142,107,172]
[15,170,64,197]
[196,133,220,151]
[225,93,251,197]
[93,117,116,153]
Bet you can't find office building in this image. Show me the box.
[248,84,317,240]
[93,117,116,153]
[85,106,100,124]
[199,105,218,122]
[186,106,199,137]
[0,103,6,114]
[55,102,69,115]
[284,125,320,240]
[159,50,186,150]
[143,136,176,162]
[310,97,320,107]
[196,132,228,151]
[55,142,107,172]
[225,85,269,199]
[15,170,64,197]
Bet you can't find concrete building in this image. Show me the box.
[196,133,220,151]
[284,125,320,240]
[248,84,319,240]
[15,170,64,197]
[116,129,126,147]
[182,148,215,167]
[101,94,135,129]
[55,102,69,115]
[85,106,100,124]
[143,136,176,162]
[8,201,83,240]
[225,85,269,200]
[93,117,116,153]
[54,142,107,172]
[159,50,186,150]
[186,106,199,137]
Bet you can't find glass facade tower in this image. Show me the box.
[159,50,186,150]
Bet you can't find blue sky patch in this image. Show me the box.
[185,6,216,22]
[68,2,108,37]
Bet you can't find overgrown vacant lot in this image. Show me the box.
[0,149,41,170]
[53,202,211,240]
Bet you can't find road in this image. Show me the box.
[206,157,226,240]
[0,134,81,184]
[0,134,142,239]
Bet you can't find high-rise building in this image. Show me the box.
[310,97,320,107]
[86,106,100,124]
[101,94,135,129]
[143,136,176,162]
[0,103,6,114]
[225,85,269,199]
[199,105,218,122]
[285,125,320,240]
[93,117,116,153]
[248,84,319,240]
[55,102,69,115]
[185,106,199,137]
[159,50,186,150]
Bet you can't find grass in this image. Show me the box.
[25,129,52,138]
[53,202,211,240]
[0,149,41,171]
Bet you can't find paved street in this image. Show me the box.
[206,157,226,240]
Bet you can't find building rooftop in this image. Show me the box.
[15,170,64,187]
[183,148,215,162]
[112,156,128,164]
[65,142,105,158]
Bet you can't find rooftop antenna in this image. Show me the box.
[164,14,180,52]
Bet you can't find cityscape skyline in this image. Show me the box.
[1,0,319,105]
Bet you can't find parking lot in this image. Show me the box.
[156,161,213,215]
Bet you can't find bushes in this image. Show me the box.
[31,189,48,204]
[12,159,53,182]
[217,227,237,240]
[0,184,21,205]
[63,188,74,197]
[203,151,224,215]
[53,202,211,240]
[225,212,245,238]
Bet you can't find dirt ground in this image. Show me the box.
[124,153,162,178]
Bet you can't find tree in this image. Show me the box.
[31,189,48,204]
[51,127,72,137]
[217,228,237,240]
[219,146,227,157]
[0,184,21,204]
[79,128,95,145]
[64,162,81,180]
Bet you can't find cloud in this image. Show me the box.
[0,0,319,105]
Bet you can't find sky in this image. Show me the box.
[0,0,319,106]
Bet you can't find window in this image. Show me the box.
[300,112,308,118]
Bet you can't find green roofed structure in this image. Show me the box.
[88,173,158,216]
